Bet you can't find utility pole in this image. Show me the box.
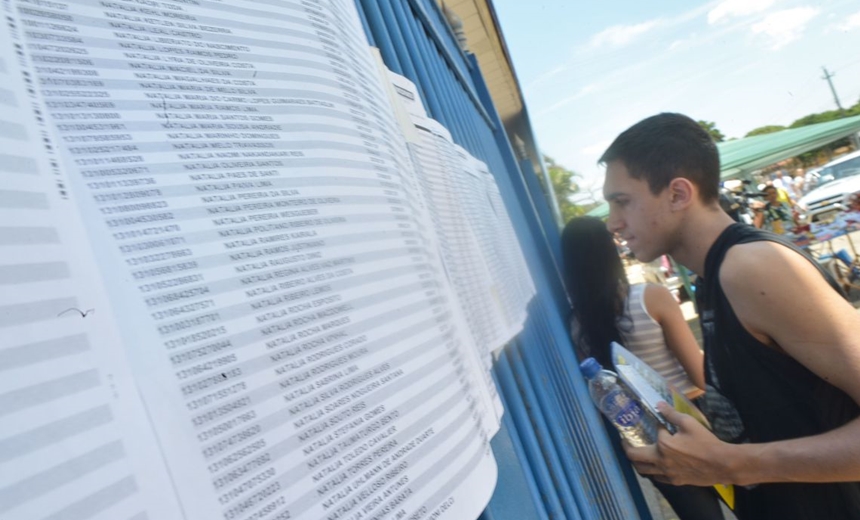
[822,66,844,112]
[824,66,860,149]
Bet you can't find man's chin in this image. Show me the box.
[634,250,659,263]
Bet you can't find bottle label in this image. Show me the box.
[615,400,644,427]
[603,389,644,427]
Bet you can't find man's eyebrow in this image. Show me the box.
[604,192,626,201]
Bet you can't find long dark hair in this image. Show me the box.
[561,216,630,368]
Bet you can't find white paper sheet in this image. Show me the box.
[387,72,534,350]
[0,24,182,520]
[1,1,499,519]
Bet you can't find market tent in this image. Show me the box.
[719,114,860,179]
[585,200,610,218]
[586,115,860,219]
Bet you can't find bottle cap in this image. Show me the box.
[580,357,601,379]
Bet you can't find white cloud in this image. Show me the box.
[577,3,714,54]
[525,65,567,92]
[537,84,599,115]
[708,0,775,24]
[751,7,820,50]
[836,10,860,31]
[668,34,699,51]
[588,20,660,48]
[669,39,687,51]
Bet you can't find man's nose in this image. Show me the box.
[606,212,623,234]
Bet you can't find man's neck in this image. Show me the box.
[667,207,735,277]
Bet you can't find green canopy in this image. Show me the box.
[585,115,860,219]
[585,201,610,218]
[586,200,609,218]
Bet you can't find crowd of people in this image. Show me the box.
[561,114,860,520]
[718,170,860,249]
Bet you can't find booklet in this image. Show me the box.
[611,342,709,433]
[611,342,735,509]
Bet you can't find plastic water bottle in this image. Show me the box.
[580,357,658,447]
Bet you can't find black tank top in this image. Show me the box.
[697,223,860,520]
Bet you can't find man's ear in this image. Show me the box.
[667,177,695,210]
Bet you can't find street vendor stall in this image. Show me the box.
[790,202,860,292]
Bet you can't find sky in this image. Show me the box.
[491,0,860,201]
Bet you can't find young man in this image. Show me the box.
[600,113,860,519]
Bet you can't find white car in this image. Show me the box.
[798,150,860,223]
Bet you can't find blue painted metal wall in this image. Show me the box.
[352,1,651,518]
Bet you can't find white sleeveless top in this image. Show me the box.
[570,283,698,396]
[621,284,698,395]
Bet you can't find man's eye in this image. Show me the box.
[614,199,629,207]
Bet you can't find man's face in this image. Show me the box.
[603,160,676,263]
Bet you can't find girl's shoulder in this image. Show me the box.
[627,282,648,301]
[638,283,675,324]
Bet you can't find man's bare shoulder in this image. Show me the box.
[718,240,819,293]
[717,239,854,346]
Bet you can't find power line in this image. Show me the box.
[833,56,860,73]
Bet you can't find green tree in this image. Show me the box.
[543,155,585,223]
[697,120,725,142]
[745,125,786,137]
[734,96,860,166]
[790,109,849,128]
[789,97,860,128]
[787,97,860,165]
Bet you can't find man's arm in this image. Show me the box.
[752,204,764,228]
[625,241,860,486]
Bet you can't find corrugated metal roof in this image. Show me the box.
[442,0,523,126]
[719,114,860,178]
[441,0,553,215]
[586,115,860,218]
[585,202,610,218]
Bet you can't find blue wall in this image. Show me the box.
[353,1,651,518]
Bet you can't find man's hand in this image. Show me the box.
[624,402,737,486]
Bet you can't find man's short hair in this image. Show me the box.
[763,185,777,193]
[599,113,721,203]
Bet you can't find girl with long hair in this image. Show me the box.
[561,216,722,520]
